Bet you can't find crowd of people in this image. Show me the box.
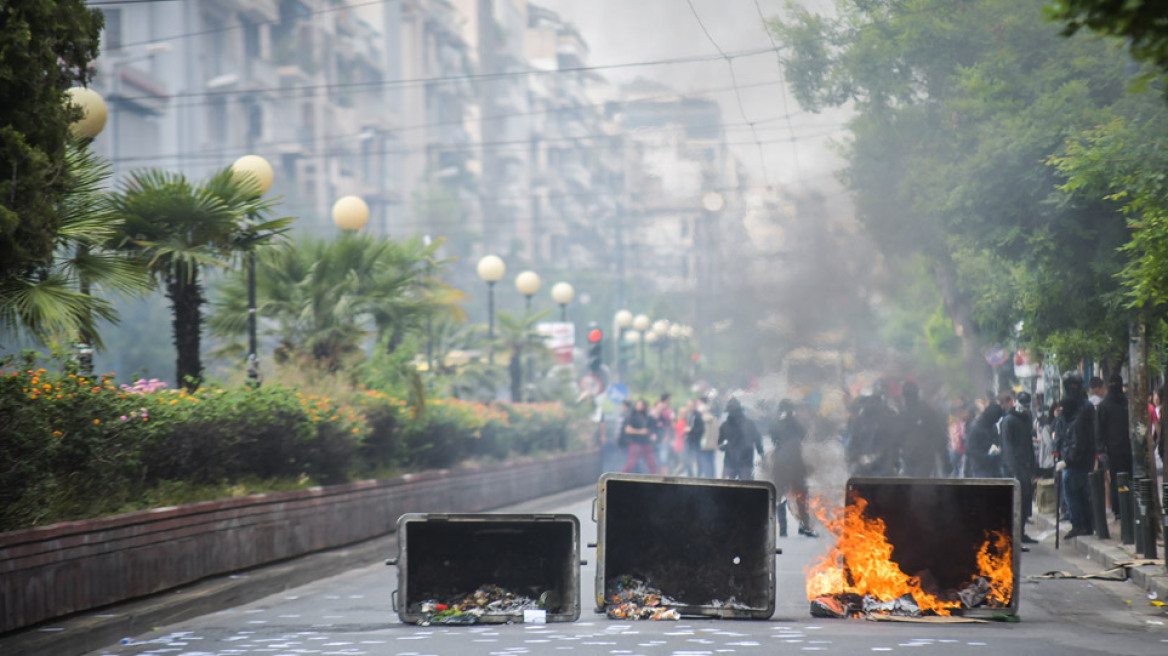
[602,371,1167,545]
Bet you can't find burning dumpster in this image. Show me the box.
[807,477,1020,619]
[388,513,580,624]
[595,473,779,619]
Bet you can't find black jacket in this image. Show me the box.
[1095,386,1130,458]
[620,410,653,446]
[719,408,764,468]
[846,396,899,475]
[1000,407,1036,480]
[899,398,951,477]
[685,410,705,448]
[966,404,1004,476]
[1057,397,1096,471]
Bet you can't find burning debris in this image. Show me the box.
[806,492,1013,618]
[604,576,681,620]
[411,585,543,625]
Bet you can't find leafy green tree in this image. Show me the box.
[770,0,1135,383]
[1046,1,1168,77]
[210,233,452,373]
[0,141,147,346]
[0,0,103,280]
[107,169,284,389]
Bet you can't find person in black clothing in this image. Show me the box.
[1001,391,1038,543]
[764,399,817,537]
[966,399,1006,478]
[1056,373,1096,539]
[898,381,953,478]
[719,397,764,480]
[683,398,705,477]
[1095,373,1131,520]
[846,390,899,476]
[621,399,658,474]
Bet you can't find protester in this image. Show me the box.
[620,399,657,474]
[846,387,899,476]
[1087,376,1105,407]
[697,395,720,478]
[898,381,952,477]
[1055,374,1096,540]
[1001,391,1038,543]
[683,398,705,477]
[719,397,763,480]
[965,395,1006,478]
[764,399,817,537]
[1095,373,1131,520]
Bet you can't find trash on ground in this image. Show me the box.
[412,584,542,625]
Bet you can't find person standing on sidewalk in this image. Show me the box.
[1095,373,1131,521]
[1056,373,1096,540]
[1002,391,1039,543]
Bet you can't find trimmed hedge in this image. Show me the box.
[0,354,578,531]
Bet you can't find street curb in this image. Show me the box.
[1032,511,1168,604]
[0,484,598,656]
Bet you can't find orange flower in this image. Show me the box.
[93,419,100,425]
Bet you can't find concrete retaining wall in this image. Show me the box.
[0,450,600,634]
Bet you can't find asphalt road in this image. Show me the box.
[85,485,1168,656]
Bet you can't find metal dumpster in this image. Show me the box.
[388,513,581,623]
[594,473,779,619]
[841,477,1020,617]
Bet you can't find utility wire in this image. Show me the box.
[752,0,804,184]
[112,46,780,105]
[685,0,771,186]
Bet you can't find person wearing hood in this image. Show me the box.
[846,386,899,476]
[764,399,818,538]
[898,381,952,478]
[965,395,1007,478]
[719,397,764,480]
[1055,373,1097,539]
[1001,391,1038,543]
[1095,373,1131,520]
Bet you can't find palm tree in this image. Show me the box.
[106,168,286,389]
[209,232,455,373]
[0,140,148,348]
[492,309,551,402]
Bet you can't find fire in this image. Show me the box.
[805,493,1012,616]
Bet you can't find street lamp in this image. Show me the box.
[551,282,574,322]
[66,87,108,140]
[633,313,650,332]
[515,270,542,313]
[477,255,506,364]
[231,155,275,387]
[66,87,108,375]
[332,195,369,231]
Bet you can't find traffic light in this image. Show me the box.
[587,324,603,375]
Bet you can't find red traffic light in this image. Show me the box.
[588,328,603,343]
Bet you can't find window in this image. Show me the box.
[104,9,122,51]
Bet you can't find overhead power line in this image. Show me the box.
[752,0,804,184]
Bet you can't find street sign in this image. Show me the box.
[580,374,603,396]
[607,383,629,403]
[537,321,576,364]
[984,346,1009,367]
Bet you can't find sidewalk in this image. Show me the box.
[1031,509,1168,603]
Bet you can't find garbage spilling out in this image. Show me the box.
[806,479,1017,619]
[604,575,681,620]
[412,585,543,625]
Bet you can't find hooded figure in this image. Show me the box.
[763,399,817,537]
[1055,373,1096,538]
[898,381,952,478]
[846,392,899,476]
[719,397,764,480]
[965,402,1005,478]
[1095,373,1131,520]
[1001,391,1038,541]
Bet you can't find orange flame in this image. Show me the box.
[805,493,1012,616]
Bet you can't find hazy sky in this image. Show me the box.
[535,0,849,192]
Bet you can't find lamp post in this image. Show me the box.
[477,255,505,364]
[66,87,109,376]
[332,195,370,231]
[633,314,650,370]
[515,270,541,313]
[232,155,275,386]
[551,282,574,322]
[614,309,632,383]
